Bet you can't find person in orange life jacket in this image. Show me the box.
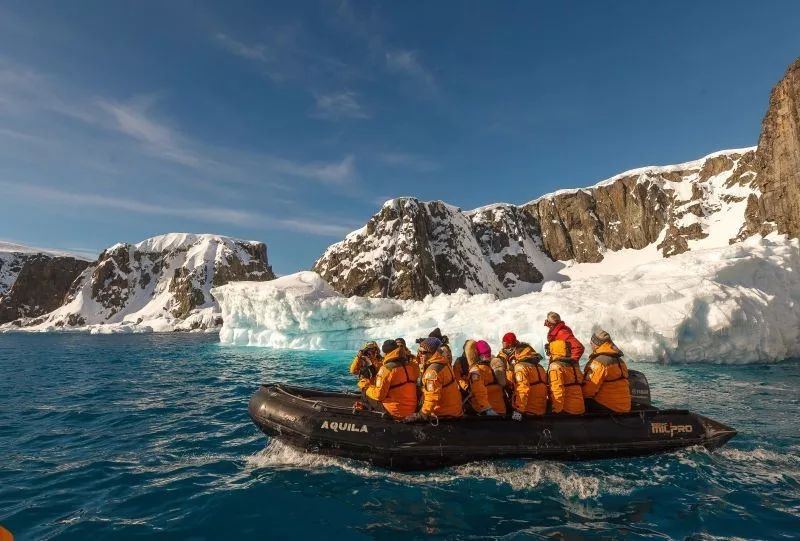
[467,340,506,415]
[545,339,585,415]
[453,339,477,396]
[358,340,421,418]
[395,337,416,371]
[507,340,548,420]
[404,337,463,422]
[349,341,382,383]
[544,312,585,364]
[582,330,631,413]
[498,332,518,365]
[497,331,519,401]
[427,327,452,360]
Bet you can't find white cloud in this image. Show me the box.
[0,181,353,237]
[385,49,437,93]
[377,151,439,172]
[311,91,369,120]
[214,32,270,63]
[97,97,205,168]
[272,155,356,184]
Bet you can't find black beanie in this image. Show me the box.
[428,327,443,340]
[382,340,399,354]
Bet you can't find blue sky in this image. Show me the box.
[0,1,798,273]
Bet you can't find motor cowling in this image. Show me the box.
[628,370,651,406]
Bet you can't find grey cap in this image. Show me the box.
[591,329,612,346]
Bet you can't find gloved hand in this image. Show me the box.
[357,378,370,390]
[512,411,523,421]
[403,413,422,423]
[484,408,499,416]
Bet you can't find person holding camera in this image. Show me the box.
[358,340,420,418]
[349,341,383,383]
[404,337,463,422]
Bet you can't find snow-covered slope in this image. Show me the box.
[0,243,91,323]
[314,148,761,300]
[216,235,800,363]
[8,233,275,332]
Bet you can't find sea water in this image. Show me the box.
[1,333,798,540]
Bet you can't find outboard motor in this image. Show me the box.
[628,370,652,407]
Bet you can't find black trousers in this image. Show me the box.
[584,399,615,413]
[361,391,387,413]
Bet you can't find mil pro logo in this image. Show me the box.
[320,421,368,433]
[651,422,693,437]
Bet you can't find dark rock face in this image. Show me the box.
[0,254,89,324]
[739,58,800,239]
[313,199,514,300]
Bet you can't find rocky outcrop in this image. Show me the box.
[314,149,757,300]
[524,149,757,262]
[313,199,519,299]
[0,248,90,324]
[8,233,275,331]
[738,58,800,239]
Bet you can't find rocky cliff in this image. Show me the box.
[314,57,800,301]
[7,233,275,331]
[0,243,90,324]
[739,58,800,239]
[314,148,757,300]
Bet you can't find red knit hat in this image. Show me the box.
[502,332,517,346]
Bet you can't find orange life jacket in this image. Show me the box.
[512,359,548,416]
[365,348,420,418]
[547,357,585,414]
[421,352,463,418]
[583,342,631,413]
[474,360,507,414]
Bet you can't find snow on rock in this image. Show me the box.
[314,149,763,301]
[216,236,800,363]
[4,233,275,332]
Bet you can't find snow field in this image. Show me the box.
[214,236,800,363]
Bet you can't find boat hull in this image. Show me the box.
[248,384,736,471]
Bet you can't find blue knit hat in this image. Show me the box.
[421,337,442,352]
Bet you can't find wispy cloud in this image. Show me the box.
[377,151,440,172]
[385,49,437,94]
[97,96,206,168]
[311,91,369,120]
[214,32,270,63]
[0,181,353,237]
[213,25,350,85]
[328,1,439,95]
[0,57,97,123]
[272,155,356,185]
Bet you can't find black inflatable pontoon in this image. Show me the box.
[248,383,736,471]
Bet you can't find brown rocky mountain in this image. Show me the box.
[4,234,275,331]
[739,58,800,239]
[314,57,799,301]
[0,246,91,324]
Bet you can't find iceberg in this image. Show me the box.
[213,236,800,363]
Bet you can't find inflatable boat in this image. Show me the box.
[248,382,737,471]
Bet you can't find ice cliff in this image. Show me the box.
[215,236,800,363]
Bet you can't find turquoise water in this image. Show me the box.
[1,333,799,540]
